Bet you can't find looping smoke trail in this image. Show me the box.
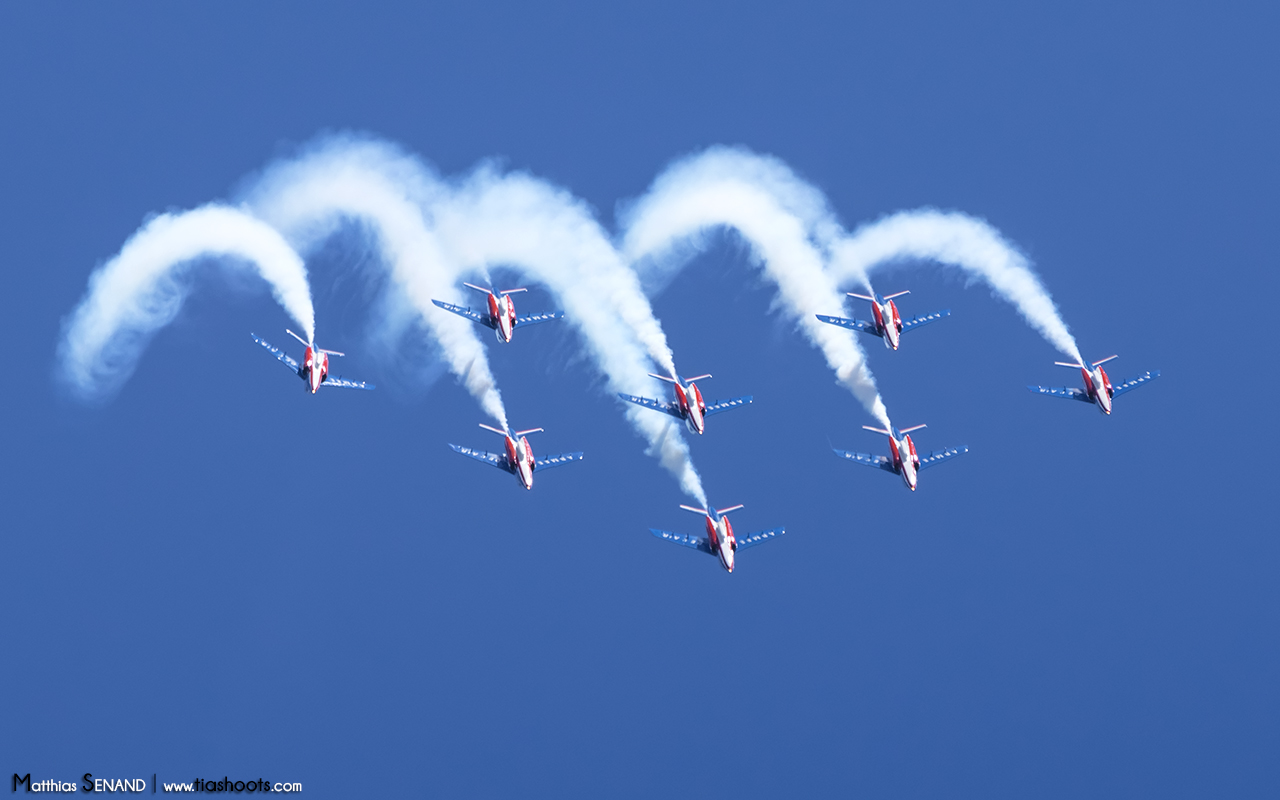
[59,204,315,401]
[429,165,706,506]
[242,137,509,430]
[827,209,1085,364]
[619,146,893,430]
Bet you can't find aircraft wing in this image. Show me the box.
[448,444,514,473]
[617,393,683,419]
[431,299,496,329]
[1027,385,1093,403]
[736,527,785,551]
[900,309,951,333]
[917,445,969,471]
[513,310,565,328]
[703,395,753,417]
[533,452,584,472]
[1111,369,1160,397]
[649,528,714,555]
[832,448,897,473]
[815,314,881,336]
[322,375,375,390]
[251,334,299,372]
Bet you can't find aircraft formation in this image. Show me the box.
[247,284,1160,575]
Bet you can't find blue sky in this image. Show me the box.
[2,2,1277,797]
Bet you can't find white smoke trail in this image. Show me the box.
[430,165,707,507]
[619,146,893,430]
[828,209,1085,364]
[242,137,509,430]
[59,204,315,401]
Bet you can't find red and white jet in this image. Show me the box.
[816,290,950,351]
[833,424,968,492]
[1029,356,1160,415]
[450,423,583,490]
[619,373,751,435]
[650,503,785,574]
[432,283,564,343]
[250,330,374,393]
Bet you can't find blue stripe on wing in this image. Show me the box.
[899,309,950,332]
[618,393,683,419]
[513,310,564,328]
[1028,385,1093,403]
[1111,370,1160,397]
[432,299,496,329]
[917,445,968,471]
[649,529,714,555]
[736,527,785,551]
[322,375,375,390]
[703,396,752,417]
[815,314,881,335]
[449,444,514,473]
[250,334,300,373]
[833,448,898,473]
[533,452,584,472]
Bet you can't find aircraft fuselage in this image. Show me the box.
[301,345,329,394]
[673,380,708,434]
[502,433,537,489]
[486,292,518,343]
[869,298,904,350]
[888,430,921,490]
[1081,365,1115,415]
[704,512,737,573]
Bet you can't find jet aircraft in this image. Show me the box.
[449,423,583,490]
[618,373,751,435]
[833,424,967,491]
[816,290,950,350]
[431,283,563,343]
[251,330,374,393]
[1028,356,1159,415]
[649,503,785,574]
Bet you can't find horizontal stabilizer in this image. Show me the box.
[514,427,544,437]
[478,423,507,436]
[318,348,345,357]
[286,328,310,346]
[715,504,744,516]
[1091,355,1119,367]
[682,373,713,383]
[882,290,911,300]
[647,373,679,384]
[1054,361,1086,369]
[898,424,927,434]
[846,292,875,302]
[679,504,709,516]
[499,287,528,295]
[861,425,890,435]
[462,282,491,294]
